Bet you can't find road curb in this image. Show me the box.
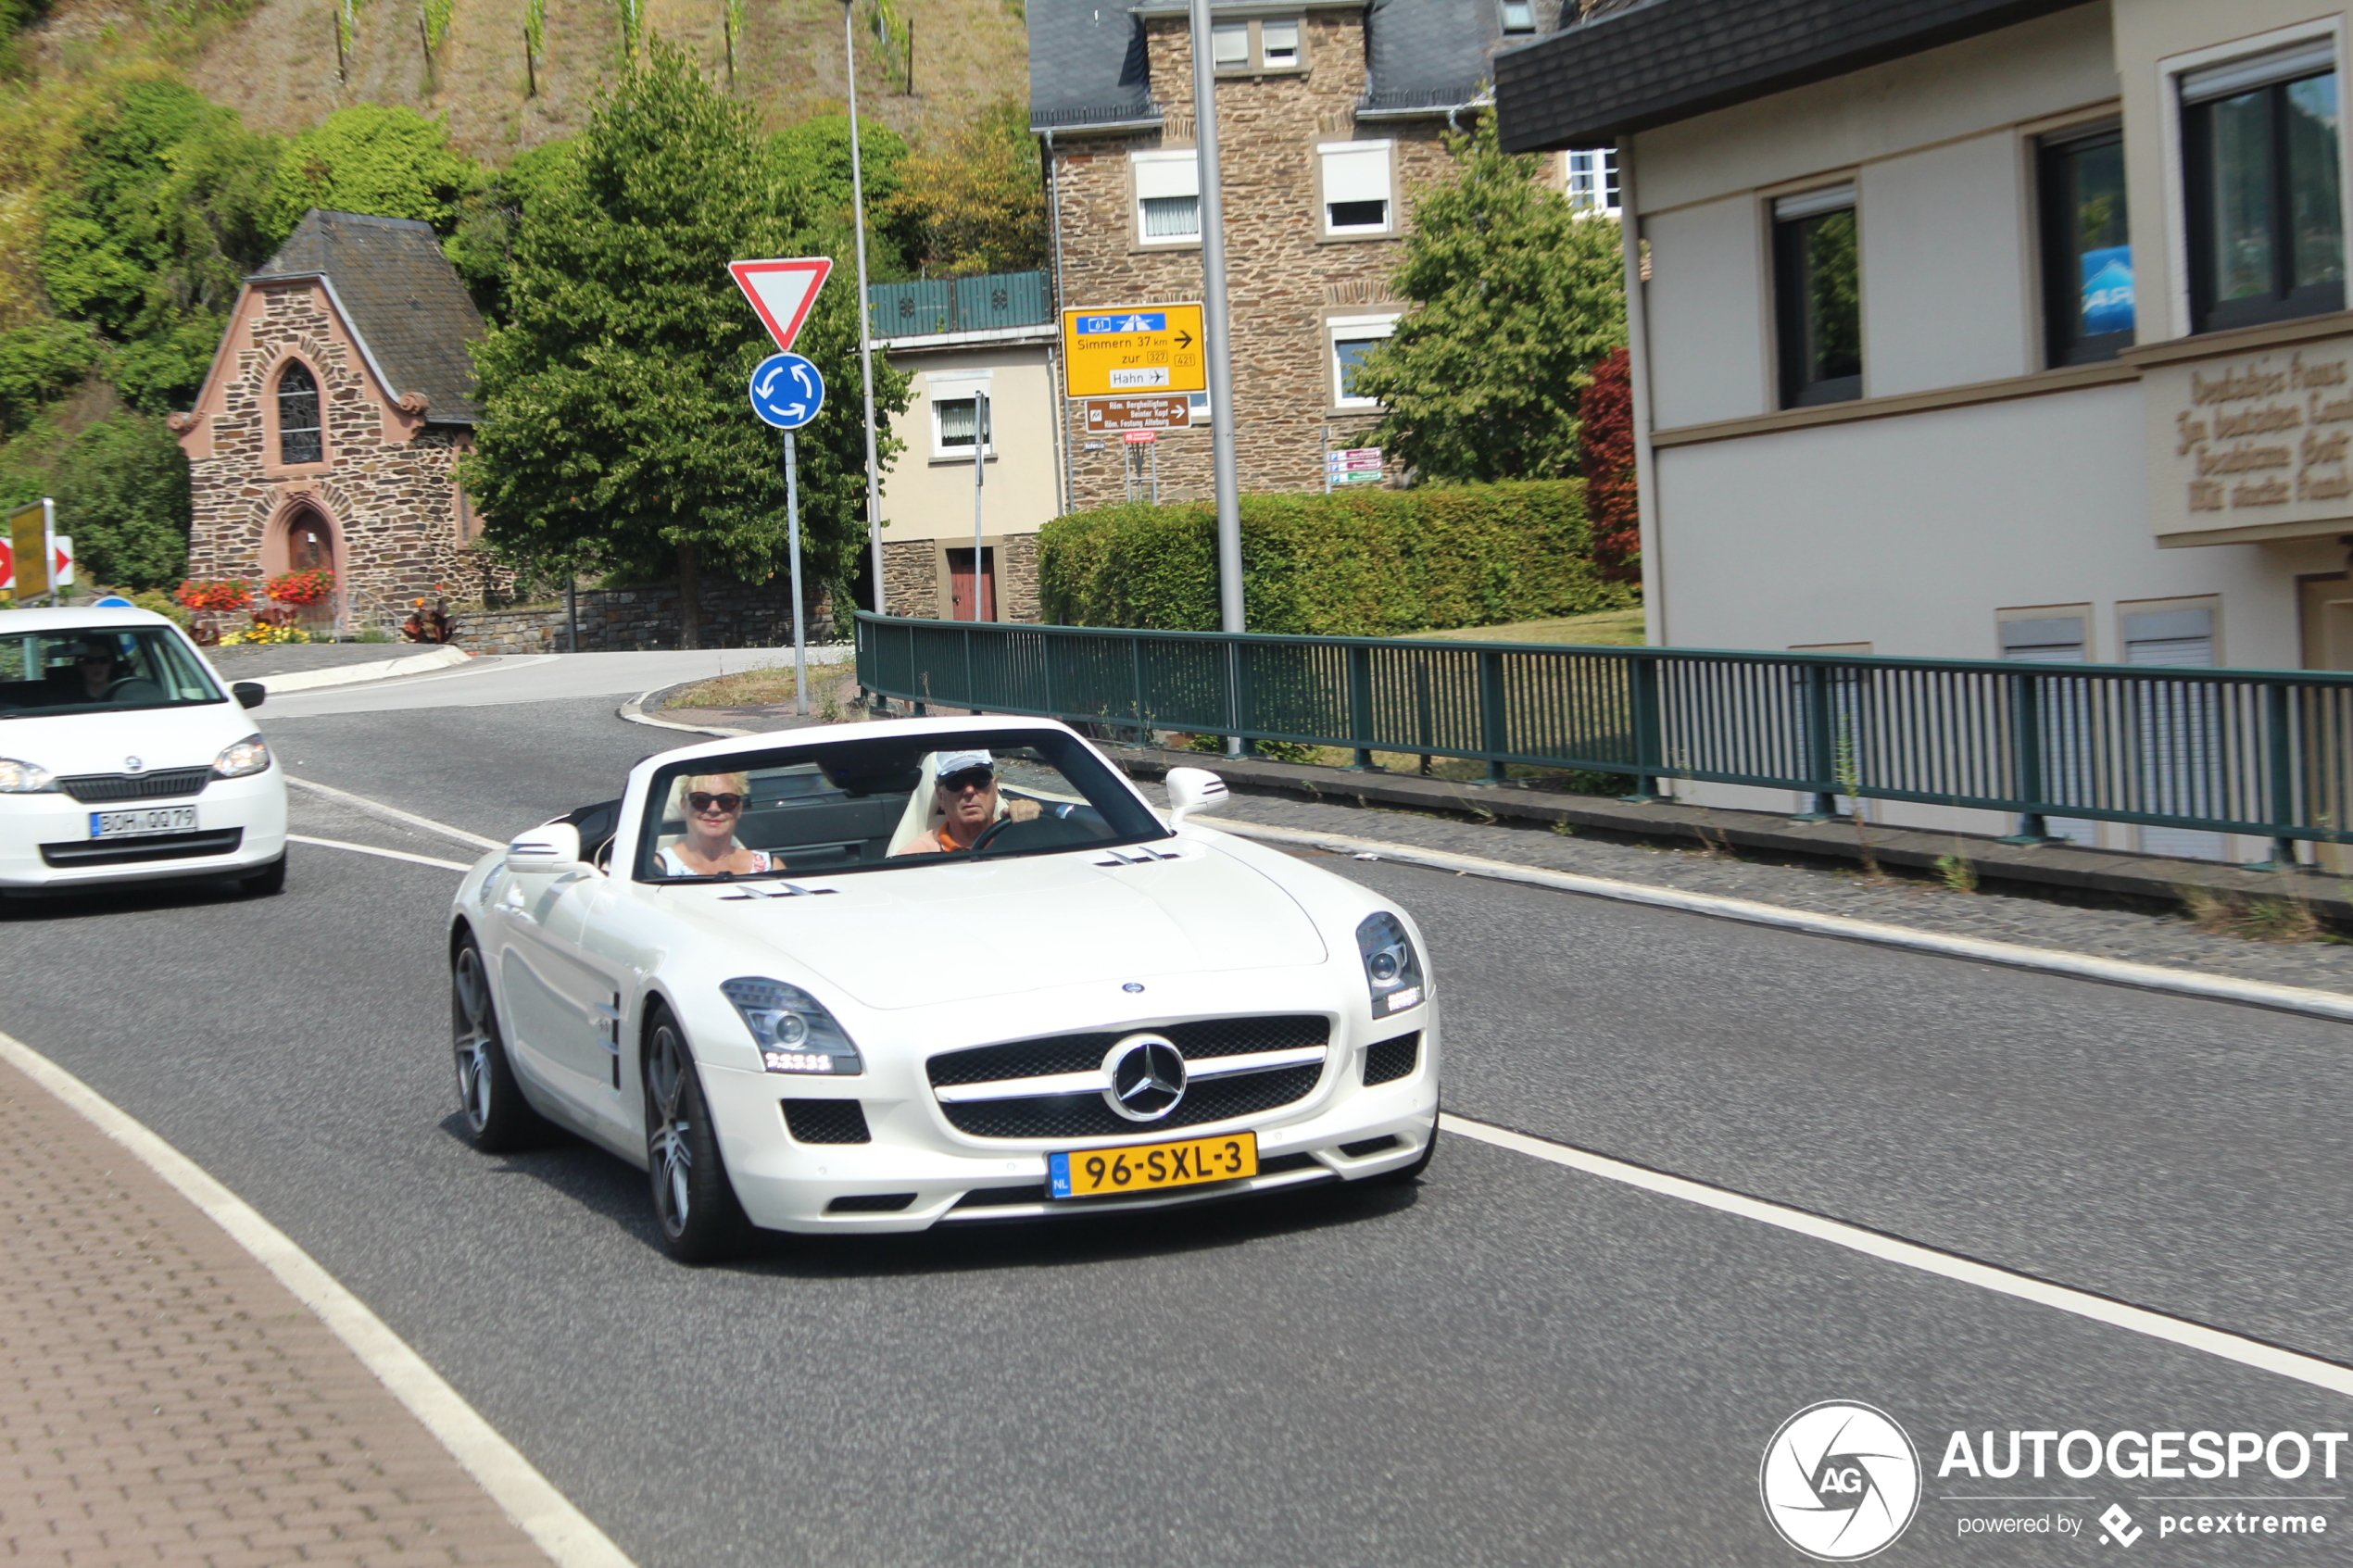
[1214,819,2353,1024]
[617,687,750,738]
[0,1029,638,1568]
[246,644,472,695]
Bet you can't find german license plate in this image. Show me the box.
[1048,1131,1257,1198]
[90,806,196,839]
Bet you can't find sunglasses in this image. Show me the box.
[939,767,996,793]
[686,792,745,812]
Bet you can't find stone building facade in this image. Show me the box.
[173,210,495,630]
[1033,0,1572,511]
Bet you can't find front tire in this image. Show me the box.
[644,1007,749,1263]
[452,934,545,1152]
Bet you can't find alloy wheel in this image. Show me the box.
[453,946,497,1133]
[648,1022,693,1238]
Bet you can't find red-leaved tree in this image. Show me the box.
[1579,347,1639,583]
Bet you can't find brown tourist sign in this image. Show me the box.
[1083,395,1193,433]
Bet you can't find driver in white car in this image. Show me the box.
[893,750,1038,856]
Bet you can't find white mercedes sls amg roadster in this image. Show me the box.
[447,714,1439,1261]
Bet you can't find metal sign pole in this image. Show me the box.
[1188,0,1245,757]
[972,390,987,622]
[784,429,809,715]
[1151,437,1159,505]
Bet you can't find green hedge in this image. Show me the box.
[1037,481,1635,635]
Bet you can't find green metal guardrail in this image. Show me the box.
[854,611,2353,865]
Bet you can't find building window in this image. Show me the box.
[1772,183,1861,408]
[2039,123,2133,365]
[1329,314,1400,408]
[1999,608,2096,846]
[2183,40,2344,333]
[2120,602,2225,860]
[1500,0,1536,33]
[933,392,993,457]
[276,360,322,465]
[1320,141,1393,236]
[1212,17,1303,71]
[1565,148,1618,216]
[1132,150,1201,245]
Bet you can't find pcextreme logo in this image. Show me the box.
[1761,1401,1924,1561]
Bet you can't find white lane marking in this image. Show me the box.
[288,834,471,872]
[284,775,502,851]
[1441,1112,2353,1401]
[0,1030,637,1568]
[1214,820,2353,1024]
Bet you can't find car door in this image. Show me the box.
[532,871,637,1141]
[493,861,615,1112]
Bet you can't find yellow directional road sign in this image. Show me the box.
[1062,304,1207,398]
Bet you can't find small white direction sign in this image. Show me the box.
[730,257,834,352]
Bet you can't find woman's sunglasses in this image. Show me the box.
[686,792,745,812]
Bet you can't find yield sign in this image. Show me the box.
[730,257,834,352]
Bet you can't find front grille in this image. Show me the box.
[782,1099,870,1144]
[950,1151,1324,1210]
[1364,1032,1420,1085]
[825,1192,915,1213]
[942,1064,1322,1141]
[40,829,244,868]
[56,769,212,804]
[928,1014,1328,1087]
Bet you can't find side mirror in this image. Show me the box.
[1165,766,1230,828]
[233,682,265,709]
[506,822,589,873]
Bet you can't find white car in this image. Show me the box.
[0,607,287,896]
[448,715,1440,1261]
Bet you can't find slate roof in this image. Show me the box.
[1493,0,2095,152]
[249,209,486,424]
[1029,0,1504,133]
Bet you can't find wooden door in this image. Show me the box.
[947,547,996,622]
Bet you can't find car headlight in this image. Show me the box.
[212,734,271,779]
[722,977,864,1074]
[1356,911,1426,1017]
[0,758,54,793]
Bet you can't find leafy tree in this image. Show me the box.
[467,44,908,646]
[1579,345,1637,582]
[768,115,914,277]
[1351,114,1624,483]
[447,138,580,322]
[0,411,192,588]
[0,318,104,432]
[263,104,481,245]
[885,94,1046,276]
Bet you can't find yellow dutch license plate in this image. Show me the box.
[1048,1131,1257,1198]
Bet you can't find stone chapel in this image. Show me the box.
[172,208,490,628]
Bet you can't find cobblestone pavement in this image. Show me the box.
[0,1055,554,1568]
[1157,784,2353,997]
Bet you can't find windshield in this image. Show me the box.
[635,728,1169,883]
[0,626,224,717]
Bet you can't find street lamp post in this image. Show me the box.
[843,0,886,631]
[1187,0,1244,756]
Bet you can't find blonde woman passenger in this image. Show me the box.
[658,772,778,876]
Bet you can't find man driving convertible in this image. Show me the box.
[892,749,1040,855]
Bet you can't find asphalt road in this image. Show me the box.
[6,666,2353,1565]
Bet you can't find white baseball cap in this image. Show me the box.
[933,749,995,779]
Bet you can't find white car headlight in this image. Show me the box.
[1356,911,1426,1017]
[722,977,864,1075]
[0,758,55,793]
[212,734,271,779]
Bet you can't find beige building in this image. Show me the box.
[1031,0,1581,508]
[869,276,1064,621]
[1501,0,2353,859]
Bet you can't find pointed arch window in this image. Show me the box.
[277,361,322,465]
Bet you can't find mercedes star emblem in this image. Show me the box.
[1102,1034,1188,1122]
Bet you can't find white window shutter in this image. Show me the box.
[1320,144,1390,206]
[1133,154,1200,201]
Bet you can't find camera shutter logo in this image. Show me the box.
[1759,1401,1921,1561]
